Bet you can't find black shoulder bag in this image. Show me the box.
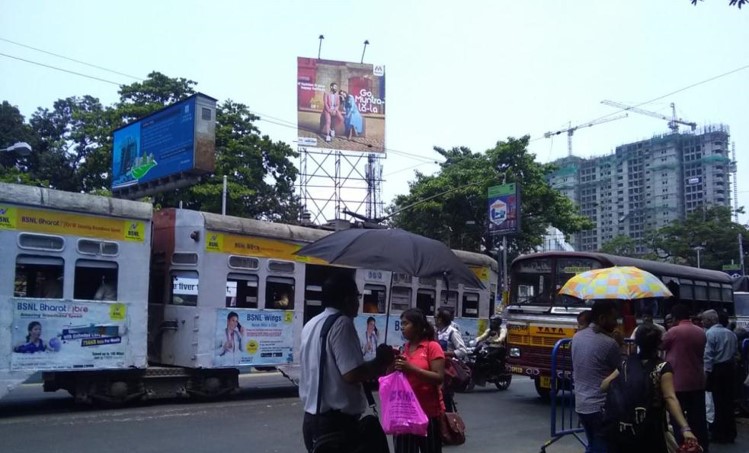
[311,313,389,453]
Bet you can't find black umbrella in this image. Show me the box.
[295,228,484,289]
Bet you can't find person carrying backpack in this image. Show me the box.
[601,323,698,452]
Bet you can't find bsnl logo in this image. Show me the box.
[126,222,143,240]
[208,234,220,249]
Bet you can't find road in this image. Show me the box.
[0,373,746,453]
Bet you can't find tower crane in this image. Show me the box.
[543,113,628,157]
[601,100,697,133]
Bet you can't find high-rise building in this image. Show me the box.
[548,125,733,254]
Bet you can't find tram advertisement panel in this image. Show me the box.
[10,298,129,371]
[214,308,294,367]
[354,314,403,355]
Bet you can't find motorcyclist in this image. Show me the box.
[475,316,507,363]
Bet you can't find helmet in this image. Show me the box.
[489,316,502,330]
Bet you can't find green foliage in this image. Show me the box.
[390,136,593,256]
[599,235,638,257]
[691,0,747,8]
[1,72,300,221]
[648,206,748,270]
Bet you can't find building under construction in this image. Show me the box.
[548,125,734,254]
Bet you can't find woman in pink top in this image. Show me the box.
[393,308,445,453]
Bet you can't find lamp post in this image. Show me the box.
[1,142,32,156]
[693,245,705,268]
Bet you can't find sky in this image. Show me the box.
[1,0,748,223]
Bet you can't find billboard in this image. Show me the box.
[112,93,217,195]
[488,183,520,235]
[297,57,386,153]
[213,308,295,367]
[11,298,130,371]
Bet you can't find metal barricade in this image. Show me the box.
[540,338,586,452]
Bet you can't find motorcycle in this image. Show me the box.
[464,339,512,391]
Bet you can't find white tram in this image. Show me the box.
[0,183,498,403]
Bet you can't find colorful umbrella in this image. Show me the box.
[558,266,673,301]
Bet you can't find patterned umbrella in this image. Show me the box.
[558,266,673,301]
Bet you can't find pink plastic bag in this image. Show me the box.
[378,371,429,437]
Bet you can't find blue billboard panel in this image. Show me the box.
[488,183,520,236]
[113,97,197,189]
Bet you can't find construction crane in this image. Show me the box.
[601,100,697,133]
[543,113,628,157]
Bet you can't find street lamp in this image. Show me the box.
[693,245,705,268]
[1,142,32,156]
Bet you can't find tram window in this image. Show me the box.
[390,287,412,313]
[419,276,437,287]
[416,289,436,316]
[171,271,199,306]
[77,239,119,256]
[363,284,387,314]
[228,256,259,270]
[462,292,479,318]
[172,253,198,265]
[267,276,294,309]
[393,273,412,285]
[14,255,64,298]
[268,261,295,274]
[74,260,118,300]
[440,290,458,309]
[226,274,258,308]
[18,233,64,251]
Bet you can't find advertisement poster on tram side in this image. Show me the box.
[10,298,129,371]
[214,309,295,367]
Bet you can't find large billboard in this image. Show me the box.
[488,183,520,235]
[297,57,385,153]
[112,93,217,196]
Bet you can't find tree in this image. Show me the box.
[1,72,301,221]
[691,0,747,8]
[648,206,748,270]
[390,137,593,256]
[599,235,638,257]
[0,101,44,185]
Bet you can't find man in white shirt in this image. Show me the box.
[299,273,393,452]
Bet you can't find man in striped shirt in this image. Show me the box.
[571,300,621,453]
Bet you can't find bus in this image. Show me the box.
[0,182,497,402]
[503,251,734,398]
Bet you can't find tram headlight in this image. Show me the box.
[509,347,521,358]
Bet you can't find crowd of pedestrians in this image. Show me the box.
[572,300,742,453]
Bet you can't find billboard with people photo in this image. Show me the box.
[297,57,386,153]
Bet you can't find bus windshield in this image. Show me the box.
[512,258,553,305]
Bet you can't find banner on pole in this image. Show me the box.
[488,183,520,235]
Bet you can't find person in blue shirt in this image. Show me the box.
[339,90,363,140]
[14,321,46,354]
[702,309,738,444]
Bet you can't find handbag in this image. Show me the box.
[444,358,471,393]
[378,371,429,436]
[676,438,703,453]
[439,411,466,445]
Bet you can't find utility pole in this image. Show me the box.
[739,233,745,275]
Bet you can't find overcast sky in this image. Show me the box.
[1,1,747,222]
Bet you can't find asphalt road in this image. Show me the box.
[0,373,746,453]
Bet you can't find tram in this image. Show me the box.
[0,182,498,403]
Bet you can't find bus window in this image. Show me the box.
[416,289,436,316]
[363,284,387,314]
[226,273,258,308]
[721,284,732,302]
[693,281,708,301]
[440,290,458,309]
[708,283,721,302]
[678,279,693,301]
[267,276,294,309]
[391,287,412,312]
[74,260,118,300]
[15,255,64,299]
[462,292,479,318]
[512,258,552,305]
[171,271,199,306]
